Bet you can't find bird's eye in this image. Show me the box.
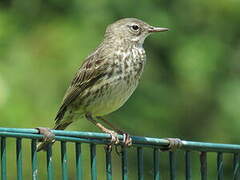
[131,25,139,31]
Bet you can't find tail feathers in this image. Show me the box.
[36,121,73,152]
[53,121,73,130]
[36,140,52,152]
[55,106,67,122]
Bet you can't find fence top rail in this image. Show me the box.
[0,127,239,153]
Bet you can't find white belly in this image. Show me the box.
[85,77,139,116]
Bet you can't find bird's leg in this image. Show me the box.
[160,138,183,151]
[96,116,123,133]
[96,116,132,146]
[85,113,119,145]
[36,127,55,143]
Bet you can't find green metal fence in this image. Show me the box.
[0,127,240,179]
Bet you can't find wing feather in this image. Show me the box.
[55,51,109,121]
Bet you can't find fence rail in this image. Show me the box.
[0,127,240,179]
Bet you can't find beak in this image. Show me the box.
[148,26,169,33]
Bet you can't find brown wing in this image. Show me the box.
[55,51,109,121]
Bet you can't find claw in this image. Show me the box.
[104,144,113,153]
[161,138,182,151]
[104,131,120,154]
[108,130,120,145]
[122,133,132,146]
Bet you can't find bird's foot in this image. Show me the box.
[111,133,132,156]
[106,130,120,145]
[104,130,120,153]
[105,132,132,155]
[122,133,132,146]
[115,130,132,146]
[36,127,55,143]
[160,138,182,151]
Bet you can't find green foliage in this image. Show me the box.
[0,0,240,179]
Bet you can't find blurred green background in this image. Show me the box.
[0,0,240,179]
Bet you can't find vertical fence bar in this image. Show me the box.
[16,138,23,180]
[233,153,240,180]
[46,144,54,180]
[31,139,38,180]
[121,146,128,180]
[76,143,83,180]
[153,148,160,180]
[61,141,68,180]
[185,151,191,180]
[90,144,97,180]
[137,147,144,180]
[217,152,223,180]
[169,151,177,180]
[200,152,207,180]
[105,146,112,180]
[1,137,6,180]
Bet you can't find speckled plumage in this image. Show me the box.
[53,18,168,130]
[36,18,169,151]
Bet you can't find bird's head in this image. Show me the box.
[105,18,169,46]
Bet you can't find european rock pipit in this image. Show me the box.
[37,18,178,151]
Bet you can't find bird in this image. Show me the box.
[36,17,173,151]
